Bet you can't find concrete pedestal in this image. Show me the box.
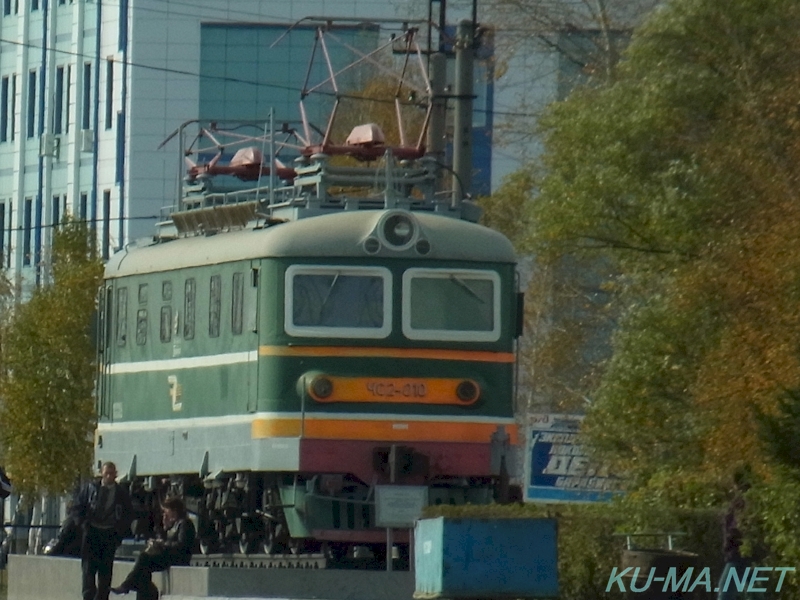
[8,555,414,600]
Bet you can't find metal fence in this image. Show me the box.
[1,523,63,569]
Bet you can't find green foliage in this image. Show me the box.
[515,0,800,481]
[584,288,722,479]
[480,0,800,590]
[746,474,800,597]
[0,220,103,498]
[756,389,800,476]
[478,167,537,247]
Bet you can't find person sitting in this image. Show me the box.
[111,497,195,600]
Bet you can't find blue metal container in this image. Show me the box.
[414,517,559,599]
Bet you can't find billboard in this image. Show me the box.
[525,413,620,503]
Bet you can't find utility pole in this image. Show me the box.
[426,52,447,186]
[452,19,474,206]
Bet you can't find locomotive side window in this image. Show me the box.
[402,268,501,342]
[231,272,244,335]
[136,309,148,346]
[285,266,391,338]
[115,287,127,347]
[184,278,196,340]
[209,274,221,338]
[160,306,172,343]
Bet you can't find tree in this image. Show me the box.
[0,220,104,498]
[514,0,800,490]
[478,0,661,154]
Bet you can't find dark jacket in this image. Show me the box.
[71,479,133,541]
[151,518,195,566]
[722,494,745,563]
[44,516,82,557]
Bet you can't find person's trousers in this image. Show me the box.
[119,551,171,599]
[81,526,119,600]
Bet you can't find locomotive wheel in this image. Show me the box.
[261,521,281,555]
[238,533,256,555]
[396,544,410,570]
[287,537,302,555]
[199,538,213,556]
[323,542,349,563]
[370,543,387,567]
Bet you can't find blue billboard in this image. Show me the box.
[525,413,621,503]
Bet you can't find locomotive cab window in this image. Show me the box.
[402,268,501,342]
[285,265,391,338]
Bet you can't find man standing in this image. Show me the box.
[73,462,133,600]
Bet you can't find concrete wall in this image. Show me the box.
[8,555,415,600]
[8,555,167,600]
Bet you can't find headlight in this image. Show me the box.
[381,213,416,249]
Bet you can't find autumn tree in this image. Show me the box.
[515,0,800,493]
[477,0,661,153]
[0,220,104,498]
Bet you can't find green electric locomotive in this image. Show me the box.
[95,30,522,556]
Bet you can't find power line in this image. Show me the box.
[0,35,302,94]
[0,34,542,120]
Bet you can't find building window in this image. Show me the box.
[138,283,148,305]
[162,280,172,301]
[118,0,129,50]
[0,202,5,266]
[183,278,196,340]
[209,274,221,338]
[3,0,10,16]
[23,198,32,266]
[116,287,128,347]
[104,58,113,130]
[115,111,124,184]
[102,189,110,259]
[27,70,36,139]
[31,0,37,10]
[3,200,10,269]
[79,192,87,221]
[10,74,16,141]
[54,66,64,134]
[65,65,71,133]
[82,63,91,130]
[34,195,42,267]
[1,76,8,142]
[52,194,61,228]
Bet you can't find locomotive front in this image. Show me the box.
[95,208,520,558]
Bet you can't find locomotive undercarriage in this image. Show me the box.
[127,470,501,564]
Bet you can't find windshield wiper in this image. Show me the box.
[318,272,341,320]
[450,275,486,303]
